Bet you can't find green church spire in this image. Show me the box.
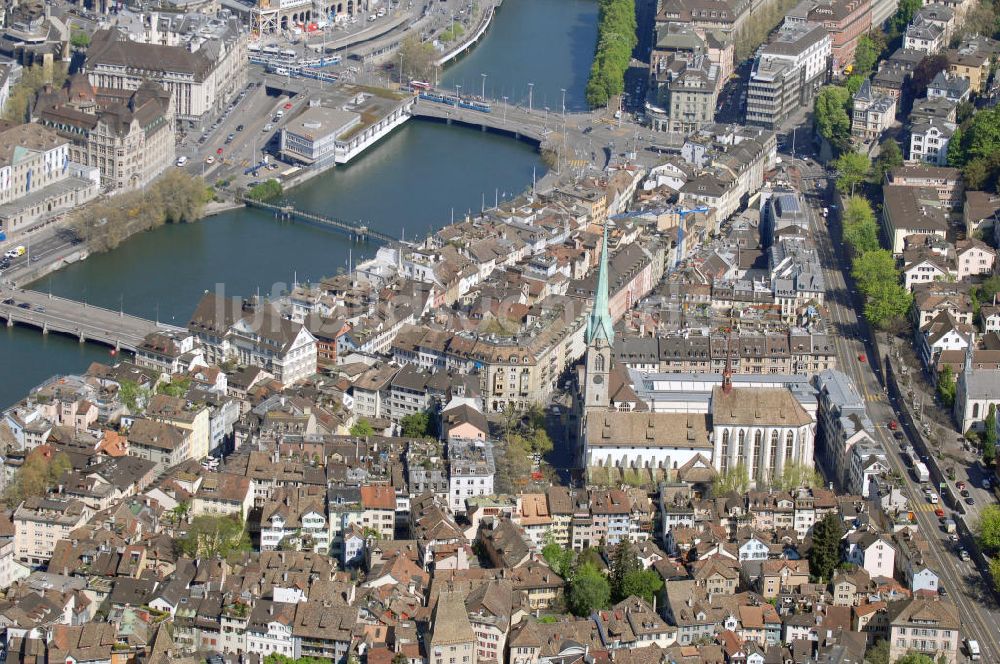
[586,223,614,346]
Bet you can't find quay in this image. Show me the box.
[436,0,501,67]
[0,287,185,351]
[244,198,400,245]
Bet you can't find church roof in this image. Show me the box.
[585,412,711,448]
[710,387,812,427]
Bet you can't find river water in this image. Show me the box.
[1,0,599,408]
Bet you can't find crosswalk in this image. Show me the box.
[864,393,887,403]
[567,159,590,168]
[911,502,942,513]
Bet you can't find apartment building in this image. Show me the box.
[13,497,92,565]
[887,598,960,664]
[882,185,949,255]
[746,21,831,130]
[909,116,956,166]
[448,439,495,515]
[851,80,896,143]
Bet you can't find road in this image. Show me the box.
[794,155,1000,661]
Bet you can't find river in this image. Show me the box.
[1,0,599,409]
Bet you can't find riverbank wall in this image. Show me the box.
[436,0,502,67]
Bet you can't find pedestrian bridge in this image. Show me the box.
[0,287,185,352]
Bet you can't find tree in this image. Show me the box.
[808,513,845,582]
[4,448,74,507]
[586,0,638,108]
[530,427,553,456]
[864,280,913,330]
[494,434,533,494]
[774,462,823,490]
[620,569,664,604]
[715,463,751,495]
[350,418,375,438]
[977,504,1000,552]
[909,55,949,99]
[874,139,903,182]
[845,74,865,95]
[118,379,149,413]
[247,180,283,202]
[955,2,999,41]
[986,404,997,449]
[893,654,934,664]
[936,365,956,408]
[864,639,890,664]
[610,541,641,602]
[889,0,922,37]
[814,86,853,154]
[177,514,250,559]
[70,31,90,49]
[568,562,610,616]
[990,557,1000,592]
[3,63,68,122]
[853,34,884,79]
[834,151,872,194]
[542,533,574,576]
[400,411,430,438]
[947,126,966,167]
[398,35,437,83]
[842,196,881,254]
[851,250,898,294]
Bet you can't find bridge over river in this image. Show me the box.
[0,286,185,352]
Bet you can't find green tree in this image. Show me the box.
[977,504,1000,552]
[118,379,149,413]
[530,427,554,455]
[845,74,865,95]
[851,249,898,294]
[400,411,430,438]
[158,377,191,398]
[936,365,956,408]
[842,195,881,254]
[177,514,250,559]
[568,562,610,616]
[808,513,845,582]
[853,34,884,78]
[247,180,283,202]
[989,557,1000,592]
[864,639,890,664]
[350,418,375,438]
[494,434,533,494]
[609,541,641,602]
[586,0,637,108]
[893,654,934,664]
[814,86,853,154]
[541,532,574,576]
[889,0,922,37]
[834,150,872,194]
[70,31,91,49]
[620,569,664,604]
[874,139,903,182]
[947,126,966,168]
[864,280,913,330]
[713,462,750,495]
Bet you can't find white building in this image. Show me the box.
[448,439,495,514]
[909,117,956,166]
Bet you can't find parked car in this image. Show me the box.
[959,549,970,561]
[966,496,976,505]
[961,489,971,497]
[283,102,293,110]
[888,420,898,430]
[893,431,905,440]
[1,298,13,305]
[957,481,966,490]
[236,124,244,132]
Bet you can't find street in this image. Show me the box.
[793,153,1000,660]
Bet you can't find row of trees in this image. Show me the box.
[73,170,213,253]
[542,537,663,617]
[814,86,853,155]
[831,149,912,330]
[711,461,823,495]
[494,405,553,494]
[246,179,283,202]
[584,0,637,108]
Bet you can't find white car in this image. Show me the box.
[205,155,215,165]
[176,156,188,167]
[263,123,273,132]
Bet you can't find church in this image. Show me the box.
[576,226,817,486]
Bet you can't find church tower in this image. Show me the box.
[584,223,614,409]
